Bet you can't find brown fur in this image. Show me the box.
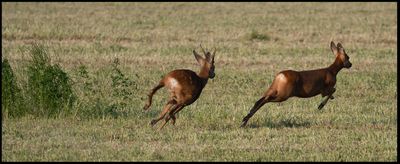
[240,41,352,127]
[143,46,216,130]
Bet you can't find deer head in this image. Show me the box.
[193,45,216,79]
[330,41,352,69]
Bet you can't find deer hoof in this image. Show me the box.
[240,121,248,128]
[150,120,157,126]
[318,104,324,110]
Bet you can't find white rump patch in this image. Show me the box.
[277,73,287,82]
[169,78,179,89]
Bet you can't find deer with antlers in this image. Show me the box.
[143,45,216,130]
[240,41,352,127]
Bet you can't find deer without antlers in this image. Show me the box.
[240,41,352,127]
[143,45,216,130]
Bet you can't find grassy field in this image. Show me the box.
[2,2,397,161]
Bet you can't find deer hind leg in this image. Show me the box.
[158,104,183,130]
[170,105,185,125]
[143,82,164,111]
[318,88,336,110]
[150,99,176,126]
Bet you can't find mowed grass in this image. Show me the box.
[2,2,397,161]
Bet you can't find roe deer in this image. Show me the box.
[143,45,216,130]
[240,41,352,127]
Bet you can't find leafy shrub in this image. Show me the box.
[1,59,23,118]
[26,44,76,117]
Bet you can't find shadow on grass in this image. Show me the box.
[247,118,313,129]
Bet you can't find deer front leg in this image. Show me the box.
[240,96,269,127]
[318,88,336,110]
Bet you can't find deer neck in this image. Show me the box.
[197,67,210,88]
[327,58,344,76]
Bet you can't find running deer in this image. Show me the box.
[240,41,352,127]
[143,45,216,130]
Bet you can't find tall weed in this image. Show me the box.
[1,59,23,118]
[26,44,76,118]
[72,58,138,119]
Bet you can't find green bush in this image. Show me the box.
[1,59,23,118]
[249,30,271,41]
[26,44,76,118]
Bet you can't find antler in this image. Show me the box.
[200,44,213,61]
[200,44,207,55]
[212,47,216,57]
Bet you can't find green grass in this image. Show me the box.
[1,2,397,162]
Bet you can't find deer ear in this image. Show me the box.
[193,50,205,65]
[330,41,338,55]
[337,43,345,54]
